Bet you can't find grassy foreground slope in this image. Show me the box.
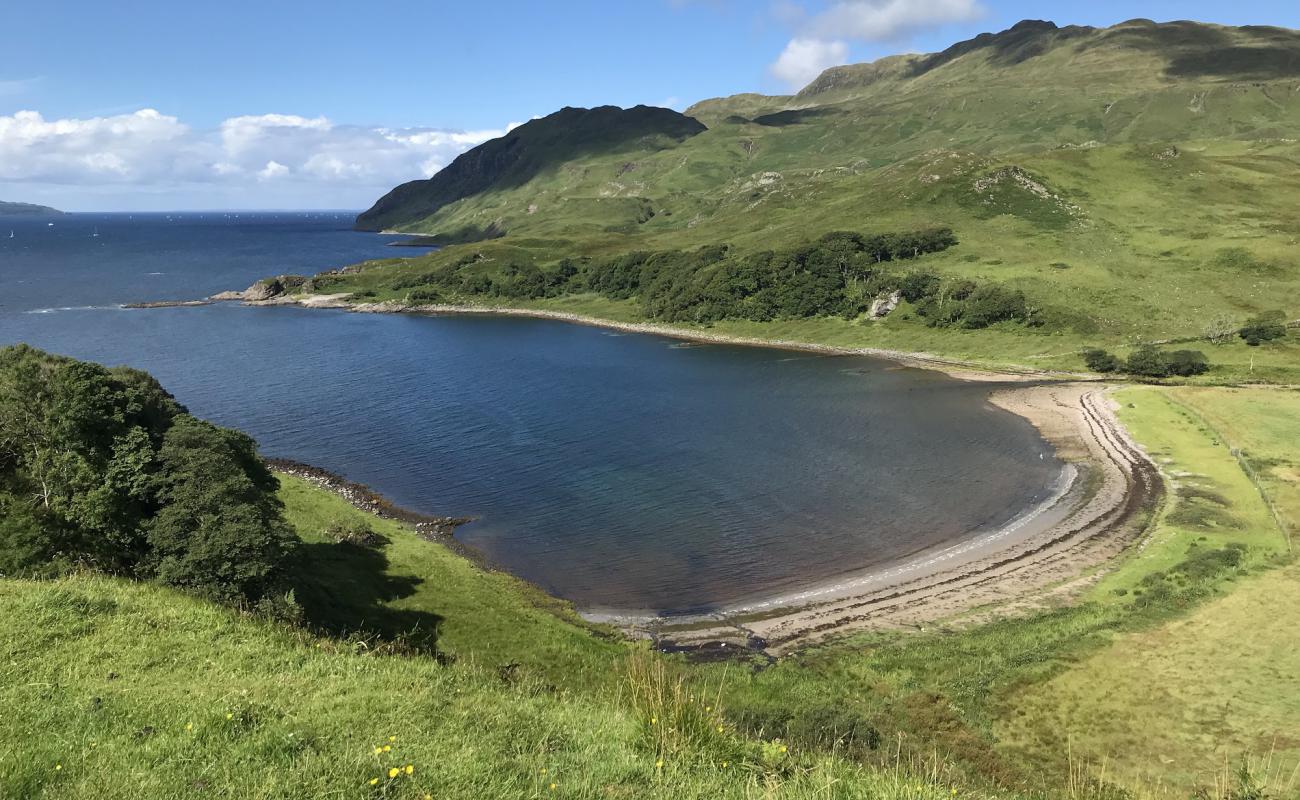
[323,19,1300,380]
[0,482,997,800]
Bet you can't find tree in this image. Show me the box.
[1125,344,1171,378]
[147,416,298,605]
[0,345,297,607]
[1164,349,1209,377]
[1082,348,1122,373]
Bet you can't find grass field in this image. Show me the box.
[995,387,1300,793]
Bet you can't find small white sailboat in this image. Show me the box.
[91,227,100,238]
[7,230,13,239]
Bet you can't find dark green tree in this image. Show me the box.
[147,416,299,605]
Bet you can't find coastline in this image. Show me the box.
[155,292,1155,651]
[636,383,1161,653]
[134,290,1099,382]
[268,458,470,538]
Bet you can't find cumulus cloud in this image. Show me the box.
[768,0,985,89]
[0,108,517,208]
[804,0,982,42]
[770,38,850,87]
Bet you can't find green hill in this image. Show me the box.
[323,18,1300,382]
[355,105,707,234]
[0,200,62,216]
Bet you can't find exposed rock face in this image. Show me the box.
[243,278,285,302]
[210,275,305,302]
[869,290,903,319]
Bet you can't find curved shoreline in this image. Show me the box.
[137,291,1097,382]
[147,292,1156,650]
[582,461,1081,626]
[639,384,1161,653]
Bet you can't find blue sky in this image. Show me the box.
[3,0,1298,210]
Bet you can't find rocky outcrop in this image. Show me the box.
[869,290,903,319]
[210,275,306,303]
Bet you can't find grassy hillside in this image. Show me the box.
[4,385,1296,798]
[0,200,62,216]
[313,19,1300,380]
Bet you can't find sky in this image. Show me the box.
[2,0,1298,211]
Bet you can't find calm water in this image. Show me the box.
[0,213,1063,614]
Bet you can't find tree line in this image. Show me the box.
[380,229,1040,330]
[0,345,298,613]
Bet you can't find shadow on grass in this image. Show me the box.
[290,536,445,659]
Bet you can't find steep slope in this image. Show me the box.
[333,18,1300,380]
[355,105,707,233]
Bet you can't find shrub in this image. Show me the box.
[1125,344,1170,377]
[1239,312,1288,346]
[1082,348,1122,373]
[1164,349,1210,377]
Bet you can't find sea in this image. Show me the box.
[0,212,1064,614]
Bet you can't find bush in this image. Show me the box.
[1082,348,1122,373]
[1125,345,1209,378]
[1239,312,1288,346]
[1164,349,1210,377]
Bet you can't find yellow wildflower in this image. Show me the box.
[721,761,729,768]
[373,746,383,755]
[716,725,724,733]
[369,778,379,786]
[185,722,193,731]
[780,745,788,753]
[383,745,391,752]
[226,713,233,721]
[54,764,62,771]
[388,735,397,742]
[388,767,399,779]
[404,765,414,775]
[655,758,664,769]
[649,716,656,725]
[549,783,557,791]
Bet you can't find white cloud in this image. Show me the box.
[258,160,290,180]
[804,0,983,42]
[768,0,985,89]
[0,107,517,209]
[770,37,850,87]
